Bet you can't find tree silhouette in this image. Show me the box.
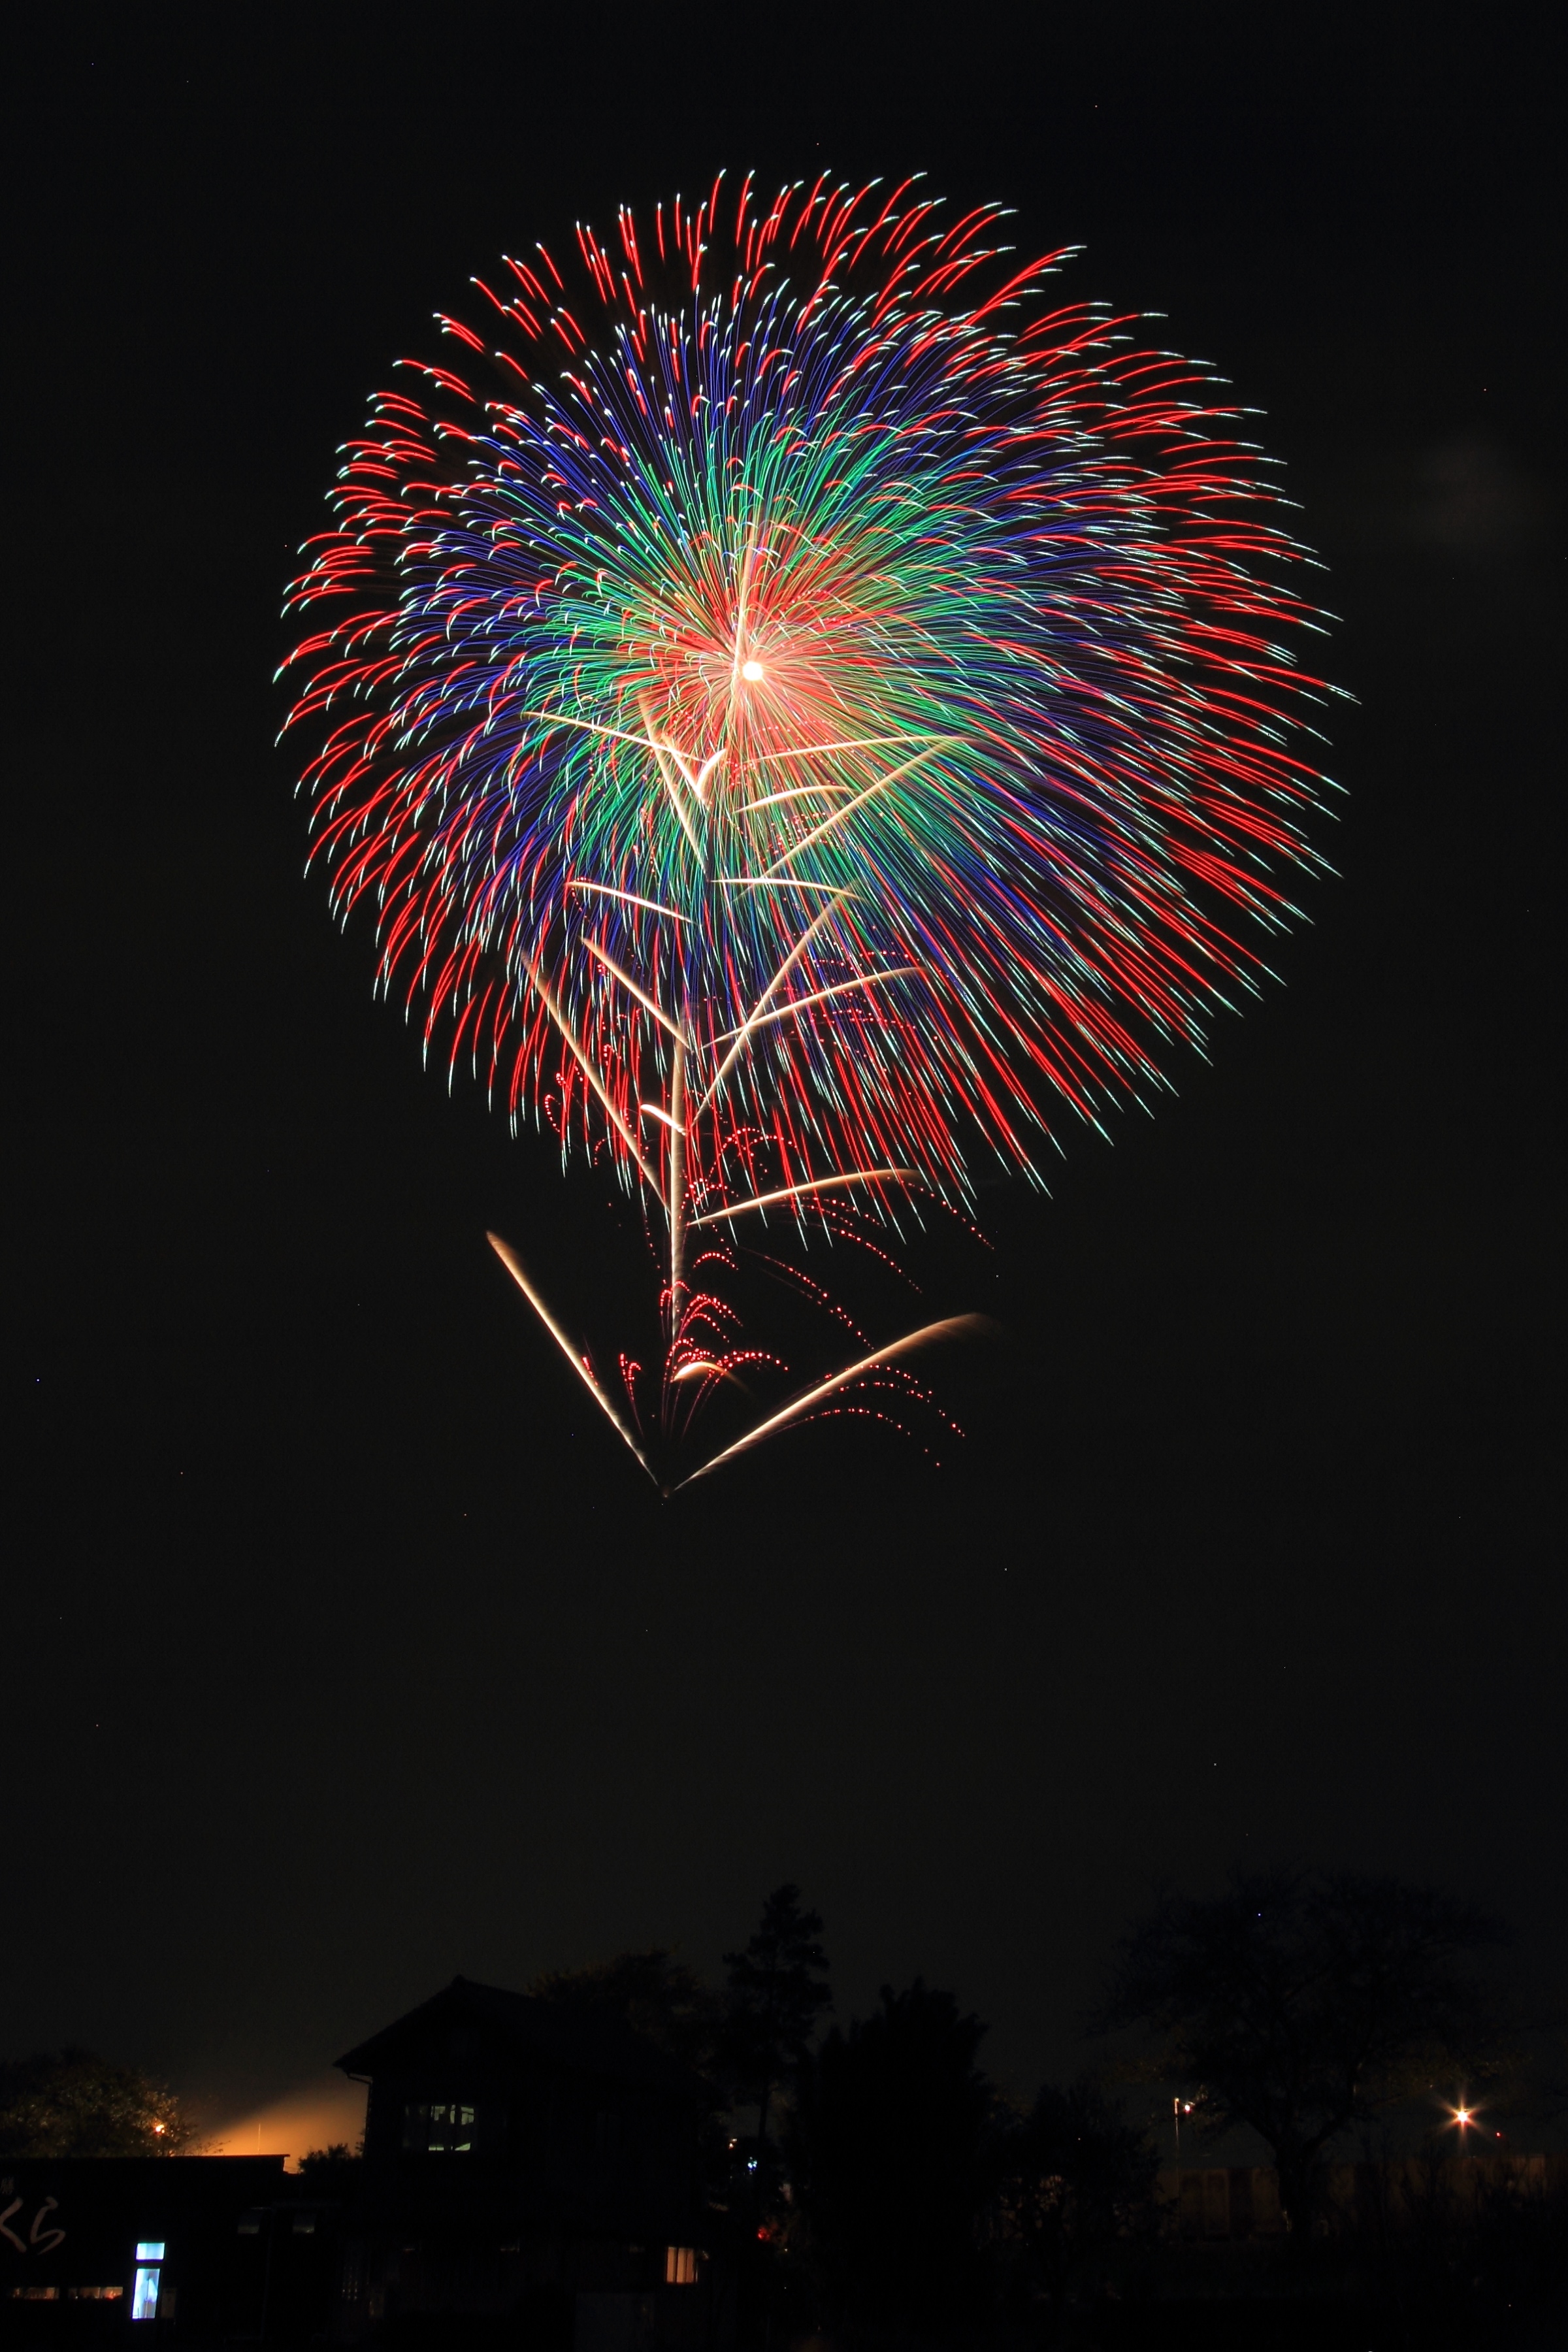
[992,2080,1158,2334]
[1096,1866,1505,2232]
[527,1947,723,2075]
[0,2049,194,2157]
[787,1980,994,2340]
[722,1884,832,2174]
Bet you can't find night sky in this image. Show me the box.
[10,6,1561,2142]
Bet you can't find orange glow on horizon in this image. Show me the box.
[202,2075,367,2172]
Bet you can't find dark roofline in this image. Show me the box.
[335,1975,710,2102]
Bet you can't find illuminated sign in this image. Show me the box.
[131,2241,166,2321]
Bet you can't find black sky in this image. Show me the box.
[8,3,1562,2129]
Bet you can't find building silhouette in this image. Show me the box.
[336,1975,728,2347]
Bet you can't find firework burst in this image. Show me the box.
[280,173,1337,1489]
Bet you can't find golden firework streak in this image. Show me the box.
[486,1232,659,1485]
[672,1313,996,1493]
[687,1169,918,1228]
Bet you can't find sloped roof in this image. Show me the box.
[335,1975,708,2101]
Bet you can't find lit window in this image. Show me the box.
[402,2100,482,2153]
[665,2247,698,2286]
[134,2245,165,2264]
[131,2268,161,2321]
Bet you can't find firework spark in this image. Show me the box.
[281,174,1337,1486]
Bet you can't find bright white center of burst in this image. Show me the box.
[740,660,765,682]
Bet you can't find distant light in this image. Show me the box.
[134,2245,165,2264]
[1456,2108,1471,2127]
[741,660,765,681]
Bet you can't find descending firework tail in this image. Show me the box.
[485,1231,657,1483]
[667,1311,999,1495]
[280,172,1340,1484]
